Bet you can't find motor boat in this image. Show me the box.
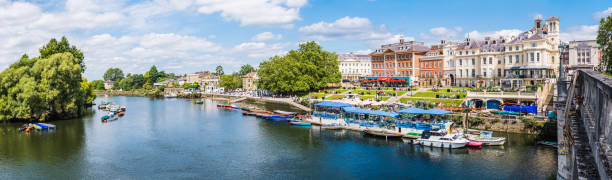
[414,130,469,149]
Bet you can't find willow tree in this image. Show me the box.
[257,41,340,94]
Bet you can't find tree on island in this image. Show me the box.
[598,12,612,72]
[215,65,224,76]
[256,41,340,94]
[239,64,256,75]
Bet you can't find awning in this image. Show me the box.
[397,107,428,114]
[426,108,452,115]
[314,101,352,108]
[343,107,399,118]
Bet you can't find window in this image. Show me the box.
[530,53,534,62]
[508,55,512,64]
[489,57,492,64]
[472,51,475,54]
[459,70,462,77]
[459,59,462,66]
[515,55,519,64]
[497,57,501,64]
[531,43,536,47]
[509,46,512,51]
[497,69,502,77]
[483,69,487,77]
[586,58,590,62]
[471,69,475,77]
[482,58,486,64]
[515,46,519,51]
[536,53,540,62]
[471,58,475,65]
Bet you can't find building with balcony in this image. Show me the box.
[369,38,429,84]
[452,16,561,89]
[338,53,371,82]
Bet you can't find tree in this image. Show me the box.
[39,36,85,71]
[145,65,160,85]
[598,13,612,72]
[215,65,224,76]
[90,80,105,90]
[239,64,255,75]
[256,41,340,94]
[219,73,242,90]
[103,68,124,82]
[119,76,135,90]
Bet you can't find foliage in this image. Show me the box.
[257,41,340,94]
[219,73,242,90]
[0,37,95,121]
[598,13,612,72]
[145,66,160,85]
[215,65,224,76]
[39,36,85,72]
[181,82,200,89]
[90,80,105,90]
[239,64,255,75]
[103,67,124,82]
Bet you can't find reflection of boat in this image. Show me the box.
[290,121,311,126]
[466,130,506,146]
[537,141,558,148]
[414,130,469,149]
[363,129,403,139]
[321,124,343,130]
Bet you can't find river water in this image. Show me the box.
[0,96,557,179]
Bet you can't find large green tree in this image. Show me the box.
[103,67,124,82]
[239,64,255,75]
[0,38,93,121]
[39,36,85,71]
[219,73,242,90]
[145,65,160,85]
[215,65,224,76]
[90,80,105,90]
[256,41,340,93]
[598,13,612,72]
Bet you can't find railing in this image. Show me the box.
[467,91,536,98]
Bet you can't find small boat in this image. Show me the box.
[216,104,232,108]
[231,106,241,109]
[36,123,56,130]
[273,110,298,116]
[465,130,506,146]
[290,121,311,126]
[117,112,125,116]
[414,130,469,149]
[363,129,403,139]
[101,115,110,120]
[241,106,256,111]
[250,109,271,114]
[467,140,483,147]
[264,115,294,120]
[120,105,127,111]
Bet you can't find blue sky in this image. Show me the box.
[0,0,609,80]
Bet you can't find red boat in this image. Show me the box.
[216,104,232,108]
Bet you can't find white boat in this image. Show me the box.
[465,130,506,146]
[414,132,469,149]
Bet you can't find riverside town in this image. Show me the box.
[0,1,611,179]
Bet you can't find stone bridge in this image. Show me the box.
[557,69,612,180]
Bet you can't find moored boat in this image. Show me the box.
[36,123,56,130]
[290,121,312,126]
[465,130,506,146]
[363,129,403,139]
[414,131,469,149]
[467,140,483,147]
[273,110,298,116]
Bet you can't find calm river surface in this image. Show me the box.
[0,96,557,179]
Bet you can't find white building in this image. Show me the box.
[442,40,457,86]
[568,40,601,72]
[338,53,371,81]
[449,16,561,89]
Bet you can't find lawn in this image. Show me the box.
[322,89,349,94]
[429,88,465,92]
[399,97,464,107]
[327,94,346,100]
[359,96,390,101]
[304,93,326,99]
[412,92,467,98]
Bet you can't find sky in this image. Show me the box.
[0,0,610,80]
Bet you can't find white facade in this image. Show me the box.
[568,40,600,71]
[339,53,371,81]
[446,16,561,88]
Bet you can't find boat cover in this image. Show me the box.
[314,101,352,108]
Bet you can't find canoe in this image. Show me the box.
[290,121,311,126]
[101,115,110,120]
[216,104,232,108]
[273,110,298,116]
[265,115,294,120]
[250,109,271,113]
[36,123,56,129]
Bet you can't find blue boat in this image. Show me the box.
[290,121,312,126]
[265,115,293,120]
[35,123,56,130]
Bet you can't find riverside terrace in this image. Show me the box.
[306,101,454,137]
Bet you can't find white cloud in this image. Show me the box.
[252,32,283,41]
[298,16,392,41]
[464,29,522,40]
[561,25,598,41]
[232,42,288,58]
[196,0,307,27]
[593,6,612,20]
[420,27,463,44]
